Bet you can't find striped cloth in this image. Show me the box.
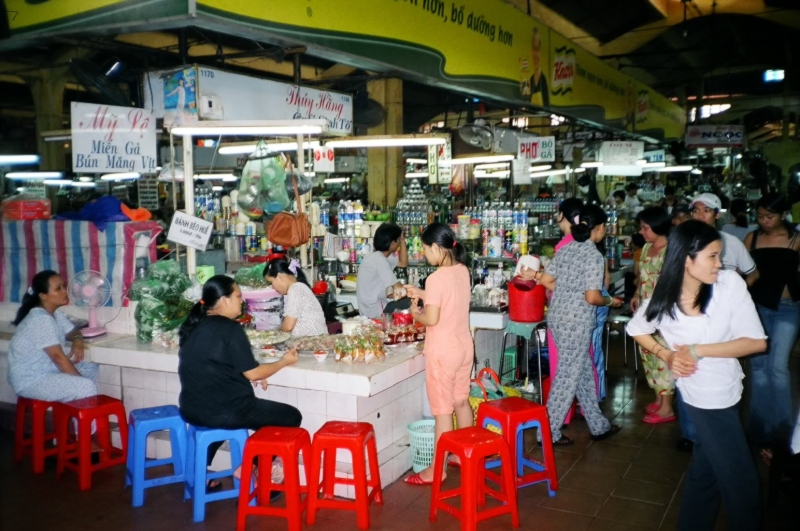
[0,220,161,306]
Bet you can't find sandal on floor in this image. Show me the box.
[643,413,676,424]
[592,424,622,441]
[645,403,660,414]
[404,472,439,486]
[206,480,223,493]
[539,435,574,447]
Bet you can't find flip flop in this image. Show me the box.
[645,403,660,414]
[404,472,441,486]
[642,413,676,424]
[447,457,461,469]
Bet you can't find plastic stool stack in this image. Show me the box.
[14,396,60,474]
[125,405,187,507]
[184,425,248,522]
[55,394,128,491]
[236,427,312,531]
[430,426,519,531]
[477,397,558,495]
[306,421,383,530]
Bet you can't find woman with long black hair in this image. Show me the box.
[178,275,301,486]
[521,205,623,445]
[8,270,98,402]
[264,258,327,337]
[744,193,800,445]
[628,221,766,531]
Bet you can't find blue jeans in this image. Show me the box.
[590,289,610,401]
[748,299,800,442]
[676,389,697,442]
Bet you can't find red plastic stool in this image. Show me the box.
[306,421,383,530]
[430,427,519,531]
[477,397,558,495]
[237,427,312,531]
[14,397,60,473]
[54,394,128,491]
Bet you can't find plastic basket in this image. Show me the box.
[407,419,436,473]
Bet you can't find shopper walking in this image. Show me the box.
[744,193,800,445]
[630,207,675,424]
[521,205,623,445]
[628,220,766,531]
[403,223,474,484]
[690,193,759,286]
[721,198,757,242]
[546,198,584,420]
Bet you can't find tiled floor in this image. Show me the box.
[1,337,796,531]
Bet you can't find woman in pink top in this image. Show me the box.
[403,223,473,485]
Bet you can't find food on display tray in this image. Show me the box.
[286,334,338,352]
[383,325,425,345]
[334,326,386,364]
[246,329,291,348]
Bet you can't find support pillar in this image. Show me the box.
[27,70,67,170]
[366,78,403,207]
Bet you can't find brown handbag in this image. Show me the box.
[267,174,311,248]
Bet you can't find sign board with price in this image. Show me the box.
[518,136,555,162]
[138,174,160,210]
[167,211,214,252]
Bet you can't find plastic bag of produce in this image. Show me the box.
[147,260,182,281]
[234,263,268,289]
[128,279,171,301]
[239,141,291,218]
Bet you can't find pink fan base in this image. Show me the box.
[81,307,107,338]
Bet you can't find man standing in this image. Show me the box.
[356,223,408,318]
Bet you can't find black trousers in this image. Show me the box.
[202,399,303,466]
[678,402,761,531]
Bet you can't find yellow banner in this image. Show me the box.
[6,0,125,31]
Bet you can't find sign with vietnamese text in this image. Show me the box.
[518,136,555,162]
[167,211,214,251]
[599,141,644,166]
[313,146,335,173]
[685,125,746,148]
[138,174,160,210]
[70,102,157,174]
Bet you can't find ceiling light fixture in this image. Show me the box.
[659,165,693,172]
[326,135,446,148]
[100,172,141,180]
[43,179,75,186]
[171,120,328,137]
[529,164,553,172]
[580,161,603,168]
[406,158,428,164]
[441,155,515,166]
[218,140,321,155]
[0,155,41,165]
[324,177,348,184]
[6,171,63,180]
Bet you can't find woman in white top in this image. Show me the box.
[264,258,328,337]
[628,220,767,531]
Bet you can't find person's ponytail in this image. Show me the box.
[178,275,236,346]
[13,270,59,326]
[571,204,608,243]
[421,222,467,265]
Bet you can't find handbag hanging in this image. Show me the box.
[266,173,311,248]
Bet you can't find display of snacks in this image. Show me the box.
[286,334,338,352]
[246,329,291,348]
[334,326,386,364]
[383,325,425,345]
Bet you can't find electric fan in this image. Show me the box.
[68,270,112,338]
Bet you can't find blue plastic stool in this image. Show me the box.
[124,405,187,507]
[184,425,249,522]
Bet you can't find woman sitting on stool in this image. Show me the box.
[8,270,98,402]
[178,275,302,490]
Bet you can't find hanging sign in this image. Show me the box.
[518,136,555,162]
[70,102,157,174]
[437,137,452,184]
[685,125,746,148]
[167,211,214,251]
[599,141,644,166]
[512,159,531,185]
[138,174,160,210]
[643,149,665,163]
[427,145,439,184]
[313,146,335,173]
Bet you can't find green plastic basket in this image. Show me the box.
[407,419,436,473]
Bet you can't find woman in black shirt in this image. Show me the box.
[744,193,800,444]
[178,275,301,487]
